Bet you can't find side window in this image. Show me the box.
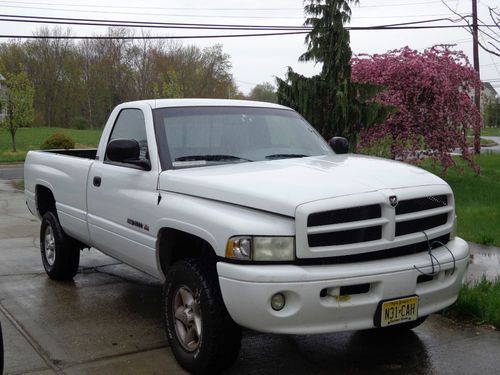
[107,109,149,162]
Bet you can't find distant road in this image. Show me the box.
[0,164,23,180]
[482,136,500,154]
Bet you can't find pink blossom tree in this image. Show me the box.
[351,46,482,174]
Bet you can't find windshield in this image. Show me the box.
[153,106,332,169]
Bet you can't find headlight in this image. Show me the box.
[226,236,295,261]
[450,215,457,239]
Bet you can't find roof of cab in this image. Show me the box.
[121,98,291,110]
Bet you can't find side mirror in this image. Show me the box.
[106,139,151,171]
[328,137,349,154]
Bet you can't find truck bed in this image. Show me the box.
[44,148,97,159]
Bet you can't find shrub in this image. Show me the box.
[70,116,89,130]
[40,133,75,150]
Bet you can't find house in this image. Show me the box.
[482,81,498,106]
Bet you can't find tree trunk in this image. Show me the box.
[10,129,17,152]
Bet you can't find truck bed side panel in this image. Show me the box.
[24,151,93,244]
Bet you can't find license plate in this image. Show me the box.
[380,296,419,327]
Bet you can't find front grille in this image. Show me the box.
[396,195,448,215]
[302,191,453,262]
[308,226,382,247]
[298,234,450,265]
[308,204,381,226]
[396,213,448,236]
[395,195,450,236]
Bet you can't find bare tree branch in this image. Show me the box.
[441,1,500,57]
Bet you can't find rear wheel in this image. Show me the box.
[40,211,80,280]
[163,258,241,374]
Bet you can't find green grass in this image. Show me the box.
[466,137,497,146]
[481,127,500,137]
[421,154,500,246]
[445,278,500,328]
[0,127,102,163]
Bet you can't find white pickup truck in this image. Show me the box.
[25,99,469,374]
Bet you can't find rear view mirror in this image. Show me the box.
[328,137,349,154]
[106,139,151,170]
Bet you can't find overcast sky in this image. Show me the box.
[0,0,498,94]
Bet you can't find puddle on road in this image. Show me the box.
[468,247,500,281]
[470,251,500,268]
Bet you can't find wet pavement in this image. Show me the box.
[0,179,499,374]
[481,136,500,154]
[468,243,500,282]
[0,164,23,181]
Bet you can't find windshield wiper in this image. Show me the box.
[175,154,253,162]
[265,153,310,160]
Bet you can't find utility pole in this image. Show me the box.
[472,0,481,154]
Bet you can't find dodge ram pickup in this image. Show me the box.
[25,99,469,374]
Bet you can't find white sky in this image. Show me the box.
[0,0,498,94]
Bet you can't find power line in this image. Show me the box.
[0,1,464,19]
[0,0,460,11]
[0,13,468,31]
[0,13,493,39]
[0,23,494,40]
[0,13,310,30]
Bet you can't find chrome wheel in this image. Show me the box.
[172,286,202,352]
[44,225,56,266]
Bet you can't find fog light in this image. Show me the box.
[271,293,286,311]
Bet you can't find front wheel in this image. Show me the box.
[40,211,80,280]
[163,258,241,374]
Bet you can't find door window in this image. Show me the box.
[107,109,149,161]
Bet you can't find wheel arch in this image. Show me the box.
[156,226,219,279]
[35,184,57,219]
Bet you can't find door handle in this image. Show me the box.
[93,176,101,187]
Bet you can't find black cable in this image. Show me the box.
[431,240,457,276]
[0,13,468,30]
[413,231,457,277]
[0,0,452,11]
[0,31,311,39]
[0,13,312,30]
[0,13,493,39]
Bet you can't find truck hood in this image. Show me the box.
[159,154,447,217]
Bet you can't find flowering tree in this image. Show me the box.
[351,46,482,173]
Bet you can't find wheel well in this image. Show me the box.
[157,228,217,277]
[36,185,56,218]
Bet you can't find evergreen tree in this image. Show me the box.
[277,0,391,148]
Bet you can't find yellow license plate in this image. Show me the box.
[381,296,419,327]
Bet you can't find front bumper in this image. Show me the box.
[217,237,469,334]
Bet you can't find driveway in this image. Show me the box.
[0,179,499,374]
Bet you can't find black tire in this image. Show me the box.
[163,258,241,374]
[40,211,80,281]
[380,316,428,332]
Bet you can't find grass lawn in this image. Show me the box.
[480,127,500,137]
[0,127,102,163]
[445,278,500,328]
[465,136,497,146]
[421,154,500,246]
